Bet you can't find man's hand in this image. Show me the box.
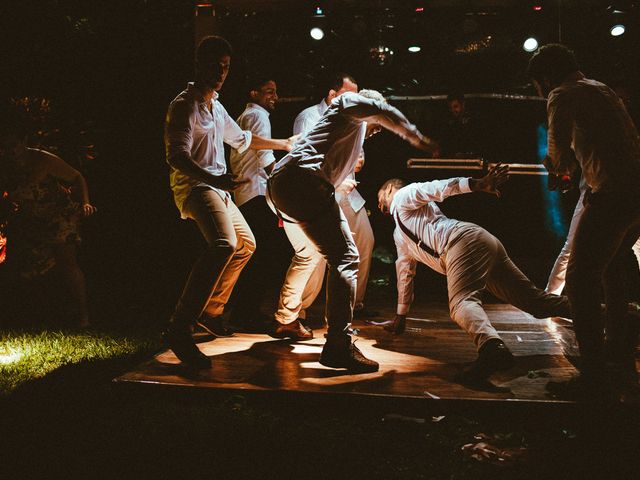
[285,134,299,152]
[470,163,509,197]
[383,314,406,335]
[211,173,249,191]
[336,178,358,196]
[82,203,97,217]
[414,135,438,154]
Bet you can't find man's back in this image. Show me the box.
[549,77,640,192]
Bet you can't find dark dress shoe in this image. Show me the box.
[196,314,234,337]
[320,336,379,373]
[162,325,211,369]
[459,338,514,383]
[383,314,406,335]
[270,319,314,340]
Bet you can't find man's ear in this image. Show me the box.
[249,89,259,101]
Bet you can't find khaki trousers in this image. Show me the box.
[171,188,255,325]
[445,225,571,349]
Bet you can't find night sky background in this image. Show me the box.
[1,0,638,325]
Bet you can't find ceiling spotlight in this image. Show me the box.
[314,6,324,16]
[310,27,324,40]
[408,46,421,53]
[610,24,626,36]
[523,37,539,52]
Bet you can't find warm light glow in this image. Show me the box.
[610,24,626,36]
[0,348,22,365]
[408,46,421,53]
[415,7,424,13]
[523,37,539,52]
[310,27,324,40]
[533,5,543,11]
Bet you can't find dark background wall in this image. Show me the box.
[0,0,638,324]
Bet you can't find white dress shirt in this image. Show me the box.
[547,74,640,193]
[230,103,276,206]
[293,100,329,136]
[391,178,472,314]
[273,92,422,189]
[165,83,252,217]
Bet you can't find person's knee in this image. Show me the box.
[205,239,237,262]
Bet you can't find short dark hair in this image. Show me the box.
[527,43,579,85]
[246,74,275,94]
[196,35,233,70]
[322,72,357,95]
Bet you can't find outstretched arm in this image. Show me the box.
[385,241,416,335]
[342,96,435,152]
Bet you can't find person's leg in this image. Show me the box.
[602,227,640,376]
[349,206,375,311]
[565,192,640,378]
[202,197,255,317]
[546,188,586,294]
[171,189,245,327]
[275,221,324,325]
[52,243,89,327]
[226,196,276,325]
[445,227,514,380]
[299,201,359,338]
[446,228,502,350]
[487,240,572,319]
[299,258,326,322]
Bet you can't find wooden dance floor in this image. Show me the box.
[115,303,597,405]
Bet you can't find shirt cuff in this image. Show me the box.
[459,177,472,193]
[235,130,253,155]
[397,303,410,315]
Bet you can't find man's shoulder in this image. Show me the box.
[296,103,319,120]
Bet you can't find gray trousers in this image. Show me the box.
[171,188,255,325]
[268,167,359,338]
[445,225,571,349]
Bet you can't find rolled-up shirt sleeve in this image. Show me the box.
[242,111,276,168]
[221,103,252,154]
[165,99,195,167]
[546,91,577,175]
[395,235,417,315]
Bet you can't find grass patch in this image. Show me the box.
[0,329,159,394]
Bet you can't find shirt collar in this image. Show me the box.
[318,99,330,115]
[187,82,218,106]
[246,102,270,116]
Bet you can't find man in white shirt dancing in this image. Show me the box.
[163,36,293,368]
[268,89,434,372]
[377,166,571,382]
[228,76,291,332]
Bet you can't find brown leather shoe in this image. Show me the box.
[270,319,313,340]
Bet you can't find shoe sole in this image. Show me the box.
[269,332,314,341]
[319,358,379,373]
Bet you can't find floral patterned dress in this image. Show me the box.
[9,174,81,278]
